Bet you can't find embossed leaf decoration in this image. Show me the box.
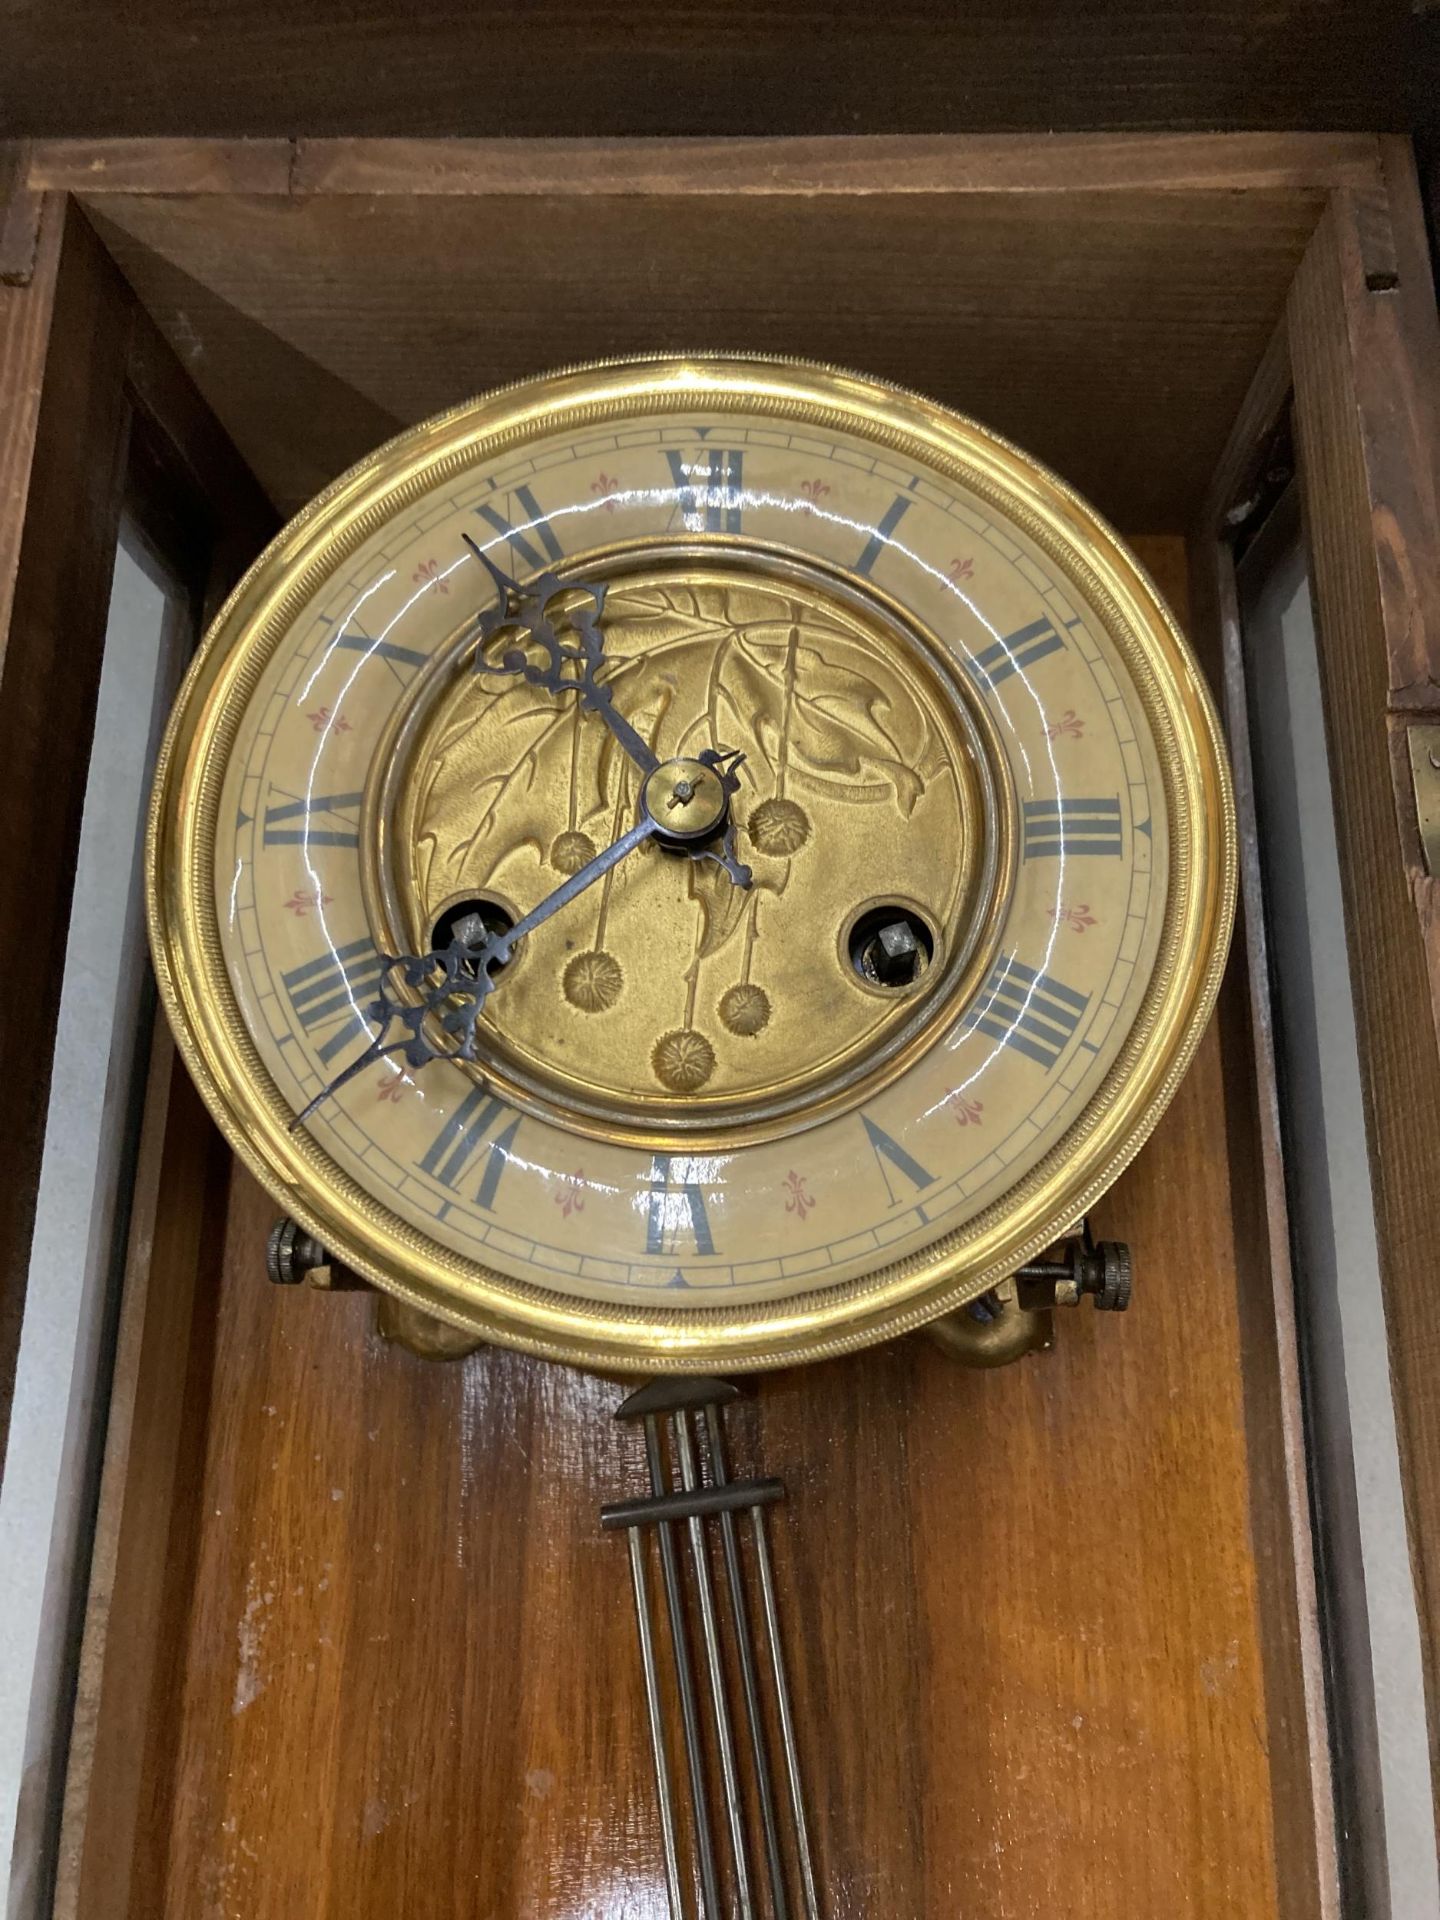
[687,858,755,962]
[712,627,932,817]
[416,688,585,898]
[788,647,927,815]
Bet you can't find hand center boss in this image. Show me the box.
[290,543,754,1127]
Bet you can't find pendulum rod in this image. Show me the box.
[628,1524,687,1917]
[705,1409,790,1918]
[706,1404,820,1920]
[644,1410,724,1919]
[674,1411,755,1918]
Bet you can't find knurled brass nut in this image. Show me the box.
[266,1216,330,1287]
[1083,1240,1132,1312]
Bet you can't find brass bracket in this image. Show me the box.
[264,1214,485,1358]
[1407,723,1440,877]
[926,1219,1132,1369]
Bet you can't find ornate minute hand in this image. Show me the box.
[463,537,752,888]
[463,535,659,776]
[290,814,662,1129]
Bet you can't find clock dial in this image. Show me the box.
[149,358,1233,1368]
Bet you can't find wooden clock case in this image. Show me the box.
[2,130,1439,1919]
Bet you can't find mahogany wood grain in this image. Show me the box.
[91,540,1313,1920]
[79,177,1333,529]
[1,4,1434,142]
[1288,164,1440,1843]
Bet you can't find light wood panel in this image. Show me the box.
[81,178,1331,528]
[78,541,1312,1920]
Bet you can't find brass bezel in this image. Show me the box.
[146,354,1236,1374]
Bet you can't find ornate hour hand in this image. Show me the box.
[290,816,661,1128]
[290,756,752,1127]
[464,535,659,776]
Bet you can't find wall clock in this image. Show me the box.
[147,354,1236,1910]
[147,354,1234,1376]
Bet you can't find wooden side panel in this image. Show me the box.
[1188,522,1338,1920]
[1288,162,1440,1842]
[53,1040,232,1920]
[0,200,134,1458]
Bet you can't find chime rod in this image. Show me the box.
[645,1411,724,1920]
[705,1404,791,1920]
[627,1525,688,1919]
[674,1409,755,1920]
[751,1504,821,1920]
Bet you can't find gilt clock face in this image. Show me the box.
[148,357,1234,1370]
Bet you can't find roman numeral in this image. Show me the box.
[861,1114,935,1204]
[645,1154,717,1256]
[664,449,745,533]
[474,483,564,573]
[418,1085,520,1210]
[262,790,364,848]
[969,615,1074,691]
[281,936,386,1065]
[335,630,428,673]
[854,493,913,575]
[1022,796,1123,859]
[963,955,1090,1069]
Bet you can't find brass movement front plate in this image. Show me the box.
[370,545,1012,1145]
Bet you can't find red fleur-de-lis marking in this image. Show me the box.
[555,1171,587,1219]
[375,1072,416,1104]
[306,706,351,735]
[1045,709,1085,741]
[799,478,831,516]
[281,887,333,917]
[783,1169,815,1219]
[946,556,975,583]
[949,1095,985,1128]
[412,557,450,594]
[1050,902,1098,933]
[590,472,621,513]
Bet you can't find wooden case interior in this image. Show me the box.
[7,133,1435,1920]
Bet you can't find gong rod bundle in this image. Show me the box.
[602,1378,820,1920]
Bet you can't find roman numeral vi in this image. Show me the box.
[645,1154,717,1256]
